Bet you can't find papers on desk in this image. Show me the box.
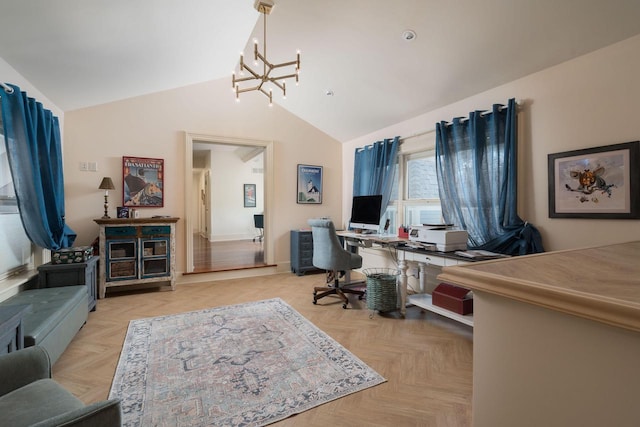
[421,223,454,229]
[404,242,437,251]
[454,250,509,260]
[337,231,406,247]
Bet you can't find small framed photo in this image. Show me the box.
[123,156,164,207]
[548,141,639,219]
[116,207,129,219]
[244,184,256,208]
[297,164,323,204]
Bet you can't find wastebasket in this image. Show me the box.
[363,268,399,313]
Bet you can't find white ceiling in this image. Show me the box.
[2,0,640,142]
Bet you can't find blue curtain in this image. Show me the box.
[435,98,543,255]
[353,136,400,212]
[1,84,76,250]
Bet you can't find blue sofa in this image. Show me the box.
[0,346,121,426]
[0,285,88,364]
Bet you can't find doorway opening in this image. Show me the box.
[192,237,265,273]
[184,133,274,274]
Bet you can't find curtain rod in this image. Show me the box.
[1,82,14,94]
[436,100,522,128]
[356,135,401,151]
[400,100,521,142]
[399,128,435,143]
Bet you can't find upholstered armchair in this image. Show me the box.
[308,218,365,308]
[0,346,122,427]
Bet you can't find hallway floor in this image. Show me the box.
[192,234,267,273]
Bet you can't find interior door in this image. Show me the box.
[204,170,211,240]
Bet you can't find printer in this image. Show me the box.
[408,225,468,252]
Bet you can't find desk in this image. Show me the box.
[397,245,473,319]
[336,231,406,246]
[337,232,411,313]
[337,231,473,318]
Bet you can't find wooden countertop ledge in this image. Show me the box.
[438,241,640,332]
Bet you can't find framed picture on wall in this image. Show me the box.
[122,156,164,207]
[548,141,639,219]
[244,184,256,208]
[297,164,323,204]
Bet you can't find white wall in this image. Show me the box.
[0,58,63,121]
[63,78,343,275]
[344,34,640,253]
[209,150,263,241]
[193,170,204,235]
[472,291,640,427]
[6,33,640,281]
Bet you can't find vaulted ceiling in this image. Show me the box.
[1,0,640,141]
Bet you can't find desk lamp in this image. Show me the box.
[98,177,116,218]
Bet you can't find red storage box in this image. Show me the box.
[432,283,473,315]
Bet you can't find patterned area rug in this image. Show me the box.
[109,298,386,426]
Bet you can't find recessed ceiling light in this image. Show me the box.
[325,89,334,96]
[402,29,417,42]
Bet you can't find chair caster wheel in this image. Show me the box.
[358,295,364,300]
[313,300,317,305]
[342,303,348,309]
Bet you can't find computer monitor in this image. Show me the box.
[349,194,383,232]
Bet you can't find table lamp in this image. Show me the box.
[99,177,116,218]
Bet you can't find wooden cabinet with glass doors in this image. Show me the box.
[94,217,178,298]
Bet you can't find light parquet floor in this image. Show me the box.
[53,272,473,426]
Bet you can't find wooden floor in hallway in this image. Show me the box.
[192,234,268,273]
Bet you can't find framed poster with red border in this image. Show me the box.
[122,156,164,207]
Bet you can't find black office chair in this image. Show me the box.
[253,214,264,242]
[308,218,365,309]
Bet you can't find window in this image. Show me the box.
[0,116,34,281]
[380,149,442,233]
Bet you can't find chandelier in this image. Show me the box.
[232,0,300,105]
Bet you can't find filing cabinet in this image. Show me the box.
[290,230,319,276]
